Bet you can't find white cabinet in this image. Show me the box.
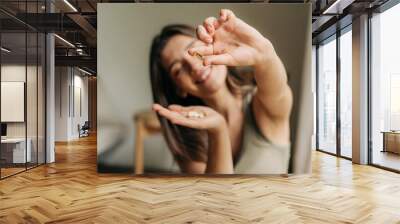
[1,138,32,163]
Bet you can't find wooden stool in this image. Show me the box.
[133,110,161,174]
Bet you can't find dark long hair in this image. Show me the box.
[150,24,254,163]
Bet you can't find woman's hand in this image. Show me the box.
[189,9,275,67]
[153,103,234,174]
[190,9,292,146]
[152,104,226,134]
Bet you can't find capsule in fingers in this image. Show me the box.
[193,52,203,60]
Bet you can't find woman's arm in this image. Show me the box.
[252,40,293,122]
[205,122,233,174]
[153,104,233,174]
[190,9,293,144]
[252,46,292,145]
[177,160,206,174]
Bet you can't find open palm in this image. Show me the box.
[189,9,273,67]
[153,104,225,132]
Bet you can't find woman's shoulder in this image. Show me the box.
[236,91,290,174]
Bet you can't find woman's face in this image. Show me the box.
[161,34,227,98]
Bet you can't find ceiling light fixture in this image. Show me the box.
[1,47,11,53]
[78,67,93,76]
[322,0,344,14]
[54,34,75,48]
[76,48,85,55]
[63,0,78,12]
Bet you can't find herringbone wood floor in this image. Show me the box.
[1,135,400,224]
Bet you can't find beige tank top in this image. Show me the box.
[234,93,291,174]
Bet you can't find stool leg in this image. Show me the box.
[134,120,145,175]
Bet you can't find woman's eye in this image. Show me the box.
[172,66,182,77]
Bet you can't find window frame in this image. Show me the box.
[315,24,353,161]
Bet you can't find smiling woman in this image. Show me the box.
[149,9,293,174]
[97,3,312,175]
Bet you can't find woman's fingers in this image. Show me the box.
[219,9,235,22]
[168,104,187,113]
[203,16,219,35]
[196,25,213,44]
[153,104,182,121]
[203,54,234,66]
[169,105,206,118]
[188,44,213,57]
[154,104,201,128]
[152,103,163,112]
[168,104,189,118]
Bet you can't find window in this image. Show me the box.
[317,36,337,154]
[0,2,47,179]
[370,3,400,171]
[339,28,352,158]
[316,25,353,159]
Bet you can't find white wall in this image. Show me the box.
[1,63,46,164]
[1,65,38,138]
[55,67,69,141]
[73,73,89,137]
[55,67,89,141]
